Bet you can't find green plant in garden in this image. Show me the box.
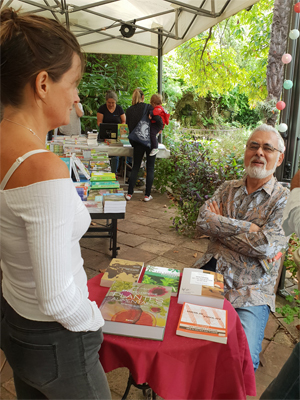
[284,234,300,279]
[275,289,300,324]
[154,125,244,235]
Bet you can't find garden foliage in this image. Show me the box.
[154,124,245,235]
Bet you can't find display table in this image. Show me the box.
[54,140,170,159]
[88,274,256,400]
[85,212,125,258]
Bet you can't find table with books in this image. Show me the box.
[66,154,127,258]
[88,272,256,400]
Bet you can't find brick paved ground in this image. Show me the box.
[1,192,298,400]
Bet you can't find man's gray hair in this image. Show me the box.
[248,124,285,152]
[105,90,118,102]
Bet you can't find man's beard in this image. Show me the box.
[244,156,279,179]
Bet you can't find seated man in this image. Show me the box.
[194,124,289,371]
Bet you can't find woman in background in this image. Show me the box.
[0,8,110,400]
[59,97,84,136]
[97,90,125,174]
[125,88,159,202]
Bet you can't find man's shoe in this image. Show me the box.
[149,148,159,156]
[125,194,132,201]
[144,195,153,202]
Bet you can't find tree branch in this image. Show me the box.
[200,27,213,62]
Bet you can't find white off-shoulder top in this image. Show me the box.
[0,150,104,332]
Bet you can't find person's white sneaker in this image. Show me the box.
[149,148,159,156]
[144,195,153,202]
[125,194,132,201]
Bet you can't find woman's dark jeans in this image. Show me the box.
[1,296,111,399]
[128,142,156,197]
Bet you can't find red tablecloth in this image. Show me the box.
[88,274,256,400]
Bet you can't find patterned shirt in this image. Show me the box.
[194,176,289,311]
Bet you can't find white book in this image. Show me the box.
[178,268,224,309]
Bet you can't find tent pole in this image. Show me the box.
[158,29,163,94]
[157,29,163,144]
[157,29,163,94]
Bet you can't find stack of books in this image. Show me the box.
[89,153,111,172]
[90,171,120,191]
[103,193,126,213]
[86,131,98,146]
[84,199,103,212]
[74,182,90,201]
[87,188,123,201]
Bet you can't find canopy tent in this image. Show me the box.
[4,0,259,56]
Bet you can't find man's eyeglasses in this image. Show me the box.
[247,142,282,154]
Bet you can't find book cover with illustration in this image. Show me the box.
[91,181,120,189]
[178,268,224,309]
[100,281,172,340]
[100,258,144,288]
[141,266,180,297]
[118,124,130,144]
[176,302,228,344]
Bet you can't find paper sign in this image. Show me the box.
[190,271,214,287]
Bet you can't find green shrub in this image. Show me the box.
[154,125,244,235]
[275,289,300,324]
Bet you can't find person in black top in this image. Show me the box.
[125,88,161,202]
[97,90,126,173]
[97,90,126,125]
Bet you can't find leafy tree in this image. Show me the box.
[78,53,157,131]
[164,0,274,106]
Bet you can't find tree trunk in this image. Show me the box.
[266,0,291,126]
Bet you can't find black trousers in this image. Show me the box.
[128,142,156,196]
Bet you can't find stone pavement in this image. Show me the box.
[1,192,299,400]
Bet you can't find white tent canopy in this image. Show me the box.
[4,0,259,56]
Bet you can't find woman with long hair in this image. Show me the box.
[0,8,110,399]
[125,88,161,201]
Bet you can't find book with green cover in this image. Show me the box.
[100,281,172,340]
[90,175,116,182]
[141,266,180,297]
[91,181,120,189]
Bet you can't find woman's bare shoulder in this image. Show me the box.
[3,150,70,190]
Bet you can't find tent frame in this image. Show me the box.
[13,0,233,50]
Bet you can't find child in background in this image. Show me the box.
[149,94,170,156]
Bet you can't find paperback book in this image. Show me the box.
[141,266,180,297]
[178,268,224,309]
[100,281,172,340]
[104,194,126,213]
[101,258,144,288]
[176,302,228,344]
[91,181,120,189]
